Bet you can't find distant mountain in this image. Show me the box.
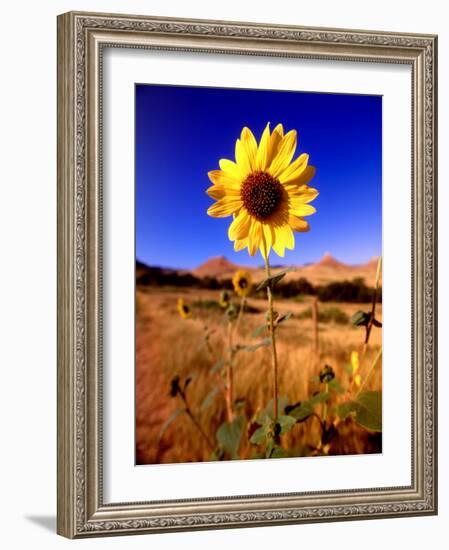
[314,252,348,270]
[136,253,380,288]
[194,255,248,278]
[363,256,381,269]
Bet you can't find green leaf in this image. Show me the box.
[211,358,226,374]
[258,396,289,421]
[355,391,382,431]
[241,338,271,353]
[336,401,356,420]
[159,408,184,438]
[309,392,331,406]
[337,391,382,432]
[277,414,297,435]
[250,414,295,446]
[249,451,265,459]
[270,446,289,458]
[288,393,330,421]
[249,425,267,445]
[276,311,293,325]
[256,268,294,291]
[265,440,276,458]
[216,415,245,458]
[351,310,371,327]
[209,449,225,461]
[234,398,245,412]
[252,324,268,338]
[200,387,220,411]
[328,379,345,395]
[289,402,313,421]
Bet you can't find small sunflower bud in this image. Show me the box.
[319,365,335,384]
[169,376,181,398]
[219,290,230,308]
[226,303,239,322]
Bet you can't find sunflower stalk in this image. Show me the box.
[177,386,214,451]
[322,382,329,429]
[203,327,217,361]
[234,297,246,337]
[204,337,229,408]
[225,322,235,421]
[224,297,245,421]
[263,246,280,425]
[356,347,382,397]
[362,256,382,358]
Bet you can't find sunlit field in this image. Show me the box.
[136,277,382,464]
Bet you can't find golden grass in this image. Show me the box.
[136,287,382,464]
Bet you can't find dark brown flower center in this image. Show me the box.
[182,305,190,314]
[241,171,283,220]
[238,278,248,289]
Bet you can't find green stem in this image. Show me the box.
[362,256,382,356]
[322,382,329,430]
[263,248,279,424]
[203,328,216,361]
[226,322,234,421]
[180,391,214,451]
[356,347,382,396]
[234,296,246,337]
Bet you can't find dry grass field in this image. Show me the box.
[136,282,382,465]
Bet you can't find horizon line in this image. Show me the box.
[136,252,380,272]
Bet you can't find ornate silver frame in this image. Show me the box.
[57,11,438,538]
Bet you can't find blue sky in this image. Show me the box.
[135,84,382,269]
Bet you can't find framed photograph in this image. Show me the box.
[57,11,438,538]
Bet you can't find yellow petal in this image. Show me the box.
[272,224,295,256]
[289,201,316,217]
[267,124,284,166]
[235,138,252,177]
[269,130,297,178]
[240,127,258,171]
[207,197,242,218]
[279,224,295,249]
[272,232,285,257]
[228,209,251,240]
[278,153,309,184]
[260,223,274,259]
[206,185,241,200]
[234,238,248,252]
[283,165,316,188]
[256,123,271,171]
[208,169,241,188]
[247,219,262,256]
[218,159,245,180]
[206,185,225,200]
[287,186,319,204]
[288,215,310,232]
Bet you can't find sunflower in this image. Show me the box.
[206,123,318,258]
[219,290,231,308]
[177,298,192,319]
[232,270,253,297]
